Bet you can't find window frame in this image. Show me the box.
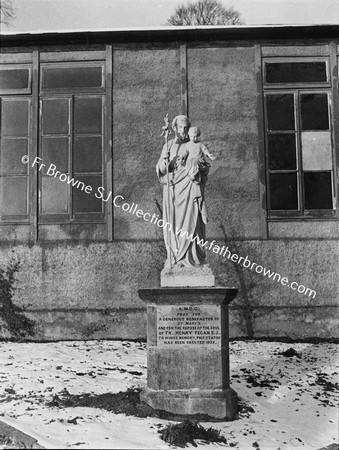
[38,59,107,225]
[262,56,337,220]
[0,62,32,224]
[0,96,32,223]
[0,52,112,242]
[40,61,106,94]
[0,64,32,95]
[38,92,106,224]
[262,56,330,89]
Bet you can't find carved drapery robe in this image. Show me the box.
[156,138,209,268]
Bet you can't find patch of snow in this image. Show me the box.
[0,340,338,449]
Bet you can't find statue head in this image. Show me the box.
[172,115,190,142]
[188,126,201,143]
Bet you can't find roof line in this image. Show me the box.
[1,24,339,46]
[1,23,339,36]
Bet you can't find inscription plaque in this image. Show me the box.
[157,305,221,347]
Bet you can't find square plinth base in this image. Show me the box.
[138,287,239,420]
[161,265,215,287]
[141,387,238,419]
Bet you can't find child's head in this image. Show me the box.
[188,126,201,143]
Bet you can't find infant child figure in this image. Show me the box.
[186,126,215,181]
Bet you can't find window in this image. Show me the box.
[41,62,104,92]
[265,61,328,85]
[40,95,104,218]
[0,65,31,94]
[39,63,105,222]
[0,59,108,231]
[0,98,31,221]
[263,58,336,218]
[0,64,32,221]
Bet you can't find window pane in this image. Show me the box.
[266,94,295,131]
[269,173,298,210]
[74,97,102,134]
[73,175,102,213]
[268,133,296,170]
[0,138,28,175]
[1,99,29,136]
[42,66,103,90]
[302,131,332,170]
[0,177,27,215]
[41,137,69,174]
[73,136,102,173]
[42,98,70,135]
[0,68,30,90]
[265,62,327,84]
[301,94,329,130]
[304,172,333,209]
[41,176,68,214]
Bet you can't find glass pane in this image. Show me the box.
[302,131,332,170]
[74,97,102,134]
[268,133,296,170]
[266,94,295,131]
[41,176,68,214]
[41,137,69,174]
[269,173,298,210]
[42,98,69,135]
[301,94,329,130]
[1,99,29,136]
[304,172,333,209]
[42,66,103,89]
[265,62,327,84]
[73,175,102,213]
[0,138,28,175]
[0,68,30,90]
[73,136,102,173]
[0,177,27,215]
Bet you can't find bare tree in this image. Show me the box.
[0,0,15,25]
[167,0,243,26]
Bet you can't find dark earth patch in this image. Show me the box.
[158,419,227,448]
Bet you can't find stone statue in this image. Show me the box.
[156,115,212,275]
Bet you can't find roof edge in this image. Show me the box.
[1,24,339,47]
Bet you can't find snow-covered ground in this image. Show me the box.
[0,340,338,449]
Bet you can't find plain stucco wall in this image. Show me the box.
[0,238,337,340]
[112,47,182,240]
[187,46,262,240]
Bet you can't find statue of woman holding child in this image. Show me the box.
[156,115,215,272]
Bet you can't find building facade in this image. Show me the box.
[0,25,338,340]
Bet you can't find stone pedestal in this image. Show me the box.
[138,287,238,419]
